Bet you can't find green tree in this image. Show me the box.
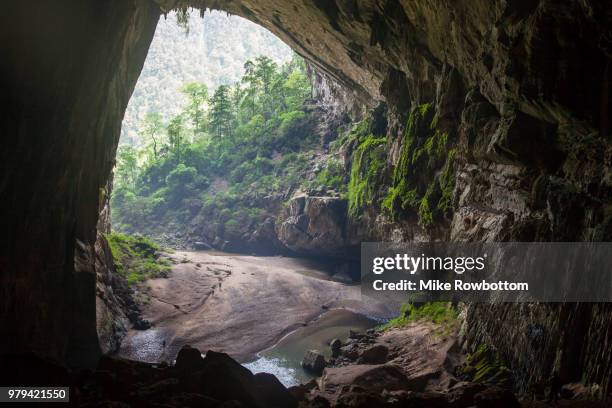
[283,70,311,111]
[115,145,139,190]
[180,82,208,135]
[209,85,235,139]
[241,60,258,118]
[254,56,277,94]
[165,163,198,201]
[139,112,165,160]
[167,115,187,163]
[255,56,278,119]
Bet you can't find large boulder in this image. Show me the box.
[174,345,205,372]
[302,350,327,375]
[288,379,318,401]
[357,345,388,365]
[320,364,413,396]
[253,372,299,408]
[276,195,350,257]
[330,339,342,358]
[181,349,297,408]
[446,382,488,407]
[473,386,520,408]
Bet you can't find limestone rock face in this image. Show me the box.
[277,195,350,257]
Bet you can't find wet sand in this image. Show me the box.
[117,251,391,363]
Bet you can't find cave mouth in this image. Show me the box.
[109,7,297,248]
[2,0,611,404]
[101,8,374,387]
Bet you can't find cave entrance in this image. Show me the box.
[102,9,374,387]
[1,0,382,374]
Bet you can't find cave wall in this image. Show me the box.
[172,0,611,392]
[0,0,159,367]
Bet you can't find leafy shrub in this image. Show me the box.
[224,219,242,238]
[105,232,171,285]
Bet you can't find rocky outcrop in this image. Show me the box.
[277,195,352,257]
[302,350,327,375]
[0,346,297,407]
[95,230,150,354]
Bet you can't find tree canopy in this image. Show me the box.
[112,54,315,240]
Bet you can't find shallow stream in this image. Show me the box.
[244,309,377,387]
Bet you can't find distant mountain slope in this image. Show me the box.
[120,10,292,145]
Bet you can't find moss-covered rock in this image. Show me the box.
[383,103,456,228]
[459,345,513,387]
[347,133,387,219]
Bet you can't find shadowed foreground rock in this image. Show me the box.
[0,346,297,407]
[1,347,609,407]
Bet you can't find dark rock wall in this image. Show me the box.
[0,0,159,367]
[174,0,611,393]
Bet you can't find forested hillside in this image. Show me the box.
[112,55,330,249]
[120,9,292,145]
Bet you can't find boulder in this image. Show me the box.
[276,195,349,257]
[302,350,326,374]
[253,372,298,408]
[334,385,387,408]
[330,338,342,358]
[320,364,413,395]
[185,350,296,408]
[340,345,359,360]
[288,378,318,400]
[349,329,366,340]
[174,345,205,372]
[357,345,388,364]
[384,390,449,408]
[447,382,487,407]
[473,386,520,408]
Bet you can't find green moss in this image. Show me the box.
[105,232,171,286]
[330,118,371,151]
[459,345,513,387]
[378,302,458,331]
[347,133,387,219]
[418,197,433,228]
[383,103,456,227]
[309,158,347,193]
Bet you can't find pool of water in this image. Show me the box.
[243,309,377,387]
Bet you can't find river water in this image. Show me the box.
[244,309,377,387]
